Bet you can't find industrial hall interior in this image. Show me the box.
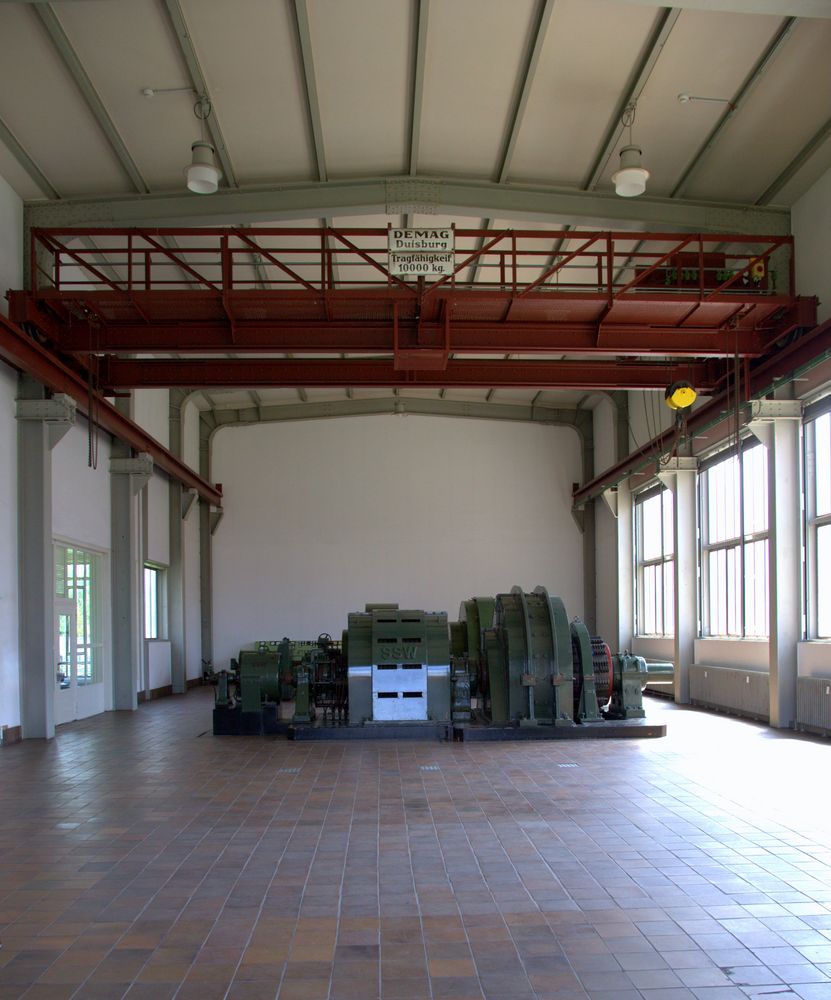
[3,0,831,998]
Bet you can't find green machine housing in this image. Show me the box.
[347,605,450,723]
[211,587,672,734]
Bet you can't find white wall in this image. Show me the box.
[797,642,831,679]
[793,165,831,325]
[183,399,202,678]
[147,640,172,691]
[0,170,22,316]
[52,419,111,551]
[633,636,674,661]
[146,475,169,566]
[0,361,20,731]
[627,390,673,452]
[593,397,619,649]
[133,389,169,448]
[133,389,170,568]
[211,414,584,669]
[694,637,769,671]
[0,173,22,731]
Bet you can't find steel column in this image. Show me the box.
[16,378,59,739]
[168,395,186,694]
[748,400,803,728]
[616,481,634,653]
[657,457,698,704]
[109,412,143,712]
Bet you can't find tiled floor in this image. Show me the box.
[2,692,831,1000]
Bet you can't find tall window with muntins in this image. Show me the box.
[55,544,102,685]
[805,408,831,638]
[143,565,166,640]
[635,487,674,636]
[700,442,769,637]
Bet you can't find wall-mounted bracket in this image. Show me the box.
[747,398,802,449]
[601,487,618,518]
[181,487,198,520]
[656,455,698,492]
[210,506,224,535]
[16,392,76,449]
[109,451,153,494]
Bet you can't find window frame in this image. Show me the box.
[143,563,168,641]
[804,398,831,640]
[634,484,675,637]
[699,438,770,638]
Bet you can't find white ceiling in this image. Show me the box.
[1,0,829,413]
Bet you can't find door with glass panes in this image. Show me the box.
[54,544,107,722]
[54,598,78,725]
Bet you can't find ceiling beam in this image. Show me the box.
[606,1,831,16]
[671,17,798,199]
[100,356,716,391]
[408,0,429,178]
[293,0,327,182]
[50,322,769,357]
[0,113,59,199]
[470,0,556,283]
[497,0,556,184]
[33,3,148,194]
[23,175,788,232]
[206,395,588,429]
[162,0,237,188]
[756,114,831,205]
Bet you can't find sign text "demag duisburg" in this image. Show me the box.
[388,227,455,276]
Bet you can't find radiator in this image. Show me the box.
[796,677,831,736]
[689,664,769,721]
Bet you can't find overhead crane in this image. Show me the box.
[6,226,815,395]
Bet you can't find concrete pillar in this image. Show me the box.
[615,482,634,653]
[16,380,76,739]
[658,457,698,704]
[110,432,152,711]
[748,399,802,728]
[199,413,217,669]
[167,396,191,694]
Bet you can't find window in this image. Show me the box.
[55,544,103,685]
[700,442,769,637]
[635,487,674,636]
[805,408,831,638]
[143,564,167,640]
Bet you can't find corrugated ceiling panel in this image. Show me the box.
[682,18,831,204]
[309,0,410,177]
[596,8,790,199]
[0,4,129,195]
[180,0,316,184]
[509,0,658,187]
[418,0,538,177]
[53,0,197,191]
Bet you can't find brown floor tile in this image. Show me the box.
[3,691,831,1000]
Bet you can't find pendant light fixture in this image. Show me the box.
[612,103,649,198]
[186,96,220,195]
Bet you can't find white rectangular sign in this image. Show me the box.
[388,228,455,276]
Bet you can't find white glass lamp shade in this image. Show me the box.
[612,145,650,197]
[186,141,220,194]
